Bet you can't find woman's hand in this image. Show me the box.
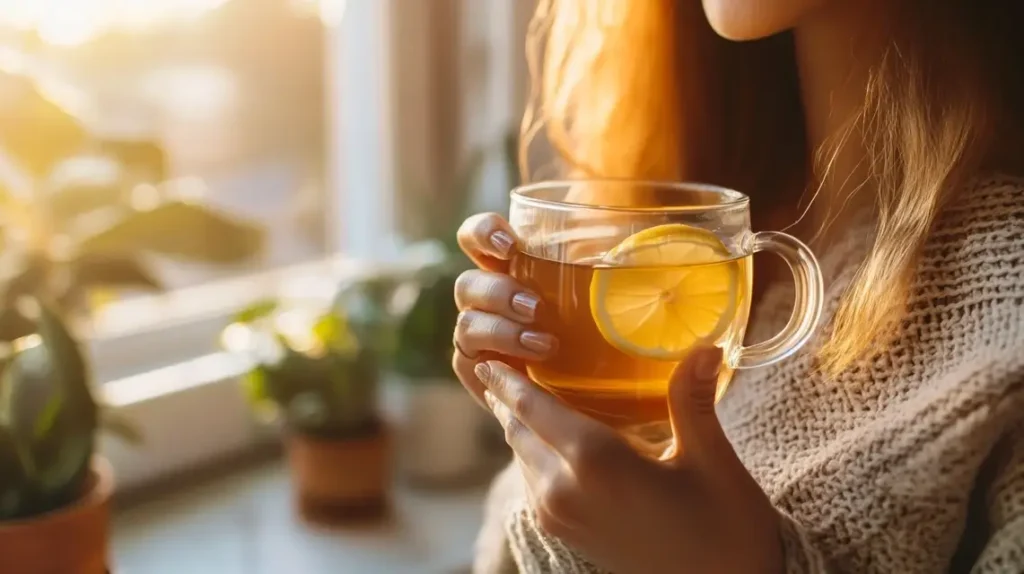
[476,349,784,574]
[452,213,556,409]
[452,212,784,574]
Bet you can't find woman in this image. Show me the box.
[453,0,1024,572]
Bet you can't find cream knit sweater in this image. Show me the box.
[473,175,1024,574]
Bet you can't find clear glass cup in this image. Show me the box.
[508,180,823,451]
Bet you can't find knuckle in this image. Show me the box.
[479,314,505,339]
[481,274,512,301]
[502,416,525,446]
[566,431,619,476]
[453,271,475,302]
[507,387,532,420]
[456,313,522,356]
[453,309,473,339]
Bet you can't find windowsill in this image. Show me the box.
[113,457,489,574]
[95,244,444,491]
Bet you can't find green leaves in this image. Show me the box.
[225,296,382,439]
[393,269,461,381]
[77,201,265,264]
[0,69,88,178]
[44,156,128,225]
[234,299,279,324]
[0,250,162,340]
[0,65,266,328]
[0,301,97,518]
[0,307,36,343]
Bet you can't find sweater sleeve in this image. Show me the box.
[474,462,525,574]
[776,510,833,573]
[970,422,1024,573]
[775,422,1024,574]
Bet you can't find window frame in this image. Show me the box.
[98,0,534,492]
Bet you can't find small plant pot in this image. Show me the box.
[287,424,391,525]
[0,457,113,574]
[396,379,484,486]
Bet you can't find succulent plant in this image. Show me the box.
[0,64,265,339]
[0,299,137,520]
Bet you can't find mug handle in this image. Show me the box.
[728,231,824,369]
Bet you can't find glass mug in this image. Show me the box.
[508,180,823,450]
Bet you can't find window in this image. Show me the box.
[1,0,533,490]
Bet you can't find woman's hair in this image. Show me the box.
[521,0,1024,373]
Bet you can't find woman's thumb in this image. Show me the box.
[667,345,733,464]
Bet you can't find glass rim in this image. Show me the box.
[510,179,750,214]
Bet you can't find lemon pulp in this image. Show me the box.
[589,224,739,360]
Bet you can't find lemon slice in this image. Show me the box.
[590,224,739,360]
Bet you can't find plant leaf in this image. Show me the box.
[0,423,30,519]
[29,301,96,500]
[0,307,36,343]
[44,156,128,224]
[98,138,167,184]
[32,392,62,440]
[65,252,162,295]
[76,201,265,264]
[0,70,88,178]
[234,299,279,323]
[0,251,50,305]
[393,270,460,379]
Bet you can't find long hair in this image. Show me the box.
[521,0,1024,373]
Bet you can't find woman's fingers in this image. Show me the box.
[452,349,530,411]
[457,212,517,272]
[474,361,627,470]
[452,347,490,409]
[455,269,539,322]
[455,310,557,360]
[485,390,562,475]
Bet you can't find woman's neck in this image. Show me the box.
[792,1,890,236]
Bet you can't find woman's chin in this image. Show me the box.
[701,0,828,41]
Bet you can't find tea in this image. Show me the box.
[510,251,752,437]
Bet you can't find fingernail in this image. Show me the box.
[692,347,723,380]
[489,231,515,257]
[519,331,556,354]
[511,292,539,320]
[474,362,491,383]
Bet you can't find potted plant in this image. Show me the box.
[387,145,505,485]
[0,299,139,574]
[223,295,390,524]
[0,65,264,337]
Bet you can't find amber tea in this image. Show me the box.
[509,180,822,452]
[511,250,752,435]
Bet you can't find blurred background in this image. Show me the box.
[0,0,533,572]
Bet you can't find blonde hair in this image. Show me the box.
[522,0,1024,373]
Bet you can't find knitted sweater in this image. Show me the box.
[473,175,1024,574]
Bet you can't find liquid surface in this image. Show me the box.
[511,252,752,439]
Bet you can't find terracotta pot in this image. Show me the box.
[0,457,113,574]
[287,425,391,524]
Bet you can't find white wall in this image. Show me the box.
[324,0,535,257]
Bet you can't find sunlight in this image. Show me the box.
[289,0,348,26]
[0,0,230,46]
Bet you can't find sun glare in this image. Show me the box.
[0,0,230,46]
